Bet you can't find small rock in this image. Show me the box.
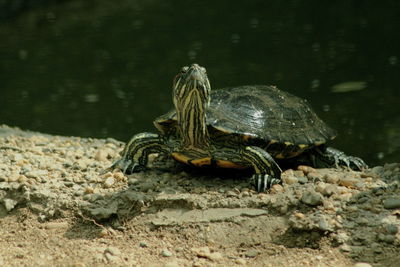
[301,191,324,206]
[99,228,109,237]
[226,190,237,197]
[128,178,139,185]
[325,173,340,184]
[103,172,113,178]
[8,172,20,182]
[356,217,369,226]
[323,184,338,196]
[84,187,94,194]
[105,247,121,256]
[95,149,109,162]
[25,170,48,179]
[3,198,18,211]
[353,263,372,267]
[339,177,360,187]
[18,175,27,183]
[12,153,23,162]
[385,224,398,235]
[340,244,351,252]
[383,198,400,209]
[192,246,211,257]
[162,249,173,257]
[208,252,223,261]
[307,171,323,182]
[294,212,305,219]
[297,165,315,174]
[244,249,259,258]
[335,232,350,244]
[103,177,115,188]
[104,253,117,262]
[297,176,308,184]
[318,216,331,231]
[282,175,298,185]
[281,169,298,184]
[113,172,125,181]
[139,241,148,248]
[235,258,247,265]
[270,184,284,193]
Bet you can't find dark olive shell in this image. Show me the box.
[155,85,336,146]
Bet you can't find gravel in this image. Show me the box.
[0,124,399,265]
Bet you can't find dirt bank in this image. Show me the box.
[0,125,399,266]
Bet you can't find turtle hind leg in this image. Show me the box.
[241,146,282,192]
[108,132,170,174]
[311,145,368,171]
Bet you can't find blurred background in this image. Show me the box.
[0,0,399,166]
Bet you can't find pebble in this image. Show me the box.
[3,198,18,211]
[208,252,223,261]
[282,175,298,185]
[307,171,324,182]
[139,241,148,248]
[294,212,305,219]
[103,177,115,188]
[113,172,125,181]
[297,176,308,184]
[297,165,315,174]
[353,263,372,267]
[104,253,117,262]
[383,198,400,209]
[325,173,340,184]
[270,184,284,193]
[105,247,121,256]
[25,170,48,179]
[7,172,19,182]
[11,153,23,162]
[94,149,108,162]
[244,249,259,258]
[385,224,398,235]
[301,191,324,206]
[84,186,94,194]
[162,249,173,257]
[235,258,247,265]
[281,169,298,184]
[226,190,237,197]
[339,177,360,187]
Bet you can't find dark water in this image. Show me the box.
[0,0,399,166]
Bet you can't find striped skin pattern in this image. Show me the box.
[173,65,211,151]
[111,132,170,174]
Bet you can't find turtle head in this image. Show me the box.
[172,63,211,150]
[172,63,211,110]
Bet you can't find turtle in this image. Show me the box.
[110,63,367,192]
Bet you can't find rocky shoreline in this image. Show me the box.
[0,124,399,266]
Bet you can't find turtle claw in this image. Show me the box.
[108,157,146,174]
[324,147,368,171]
[251,174,282,192]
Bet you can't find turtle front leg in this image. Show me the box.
[110,132,170,173]
[242,146,283,192]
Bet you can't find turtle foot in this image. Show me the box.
[107,157,146,174]
[251,174,282,192]
[323,147,368,171]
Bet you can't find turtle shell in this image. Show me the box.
[154,85,336,146]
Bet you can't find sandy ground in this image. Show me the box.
[0,124,399,267]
